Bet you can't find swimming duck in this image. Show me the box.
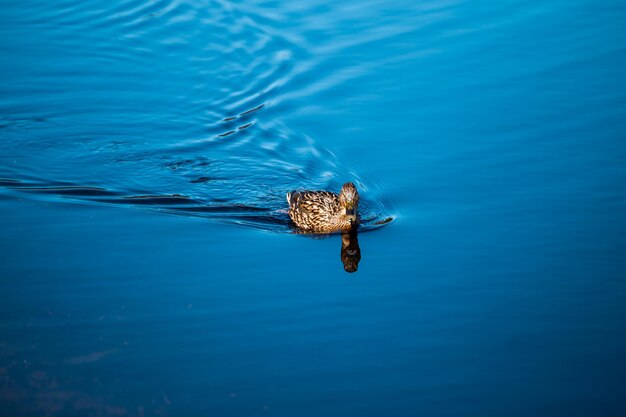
[286,182,360,233]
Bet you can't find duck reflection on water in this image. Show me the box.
[340,230,361,273]
[290,229,362,273]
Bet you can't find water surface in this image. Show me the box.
[1,0,626,416]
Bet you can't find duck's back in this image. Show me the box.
[287,190,341,231]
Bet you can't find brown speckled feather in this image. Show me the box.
[286,189,357,233]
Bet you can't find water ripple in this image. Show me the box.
[0,0,396,233]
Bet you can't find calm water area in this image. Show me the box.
[1,0,626,416]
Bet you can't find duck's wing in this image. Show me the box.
[288,191,338,211]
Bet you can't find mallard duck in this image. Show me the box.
[286,182,360,233]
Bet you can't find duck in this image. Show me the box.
[286,182,360,233]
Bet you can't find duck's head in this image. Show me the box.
[339,182,359,223]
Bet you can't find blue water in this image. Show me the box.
[1,0,626,415]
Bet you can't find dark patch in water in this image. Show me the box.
[121,194,197,205]
[17,186,118,197]
[239,104,265,116]
[220,104,265,124]
[166,159,194,170]
[218,130,236,137]
[189,177,211,183]
[238,122,254,130]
